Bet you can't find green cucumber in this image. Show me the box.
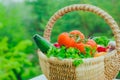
[33,34,53,53]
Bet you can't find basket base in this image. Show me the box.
[30,74,119,80]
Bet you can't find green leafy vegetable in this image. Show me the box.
[73,59,83,67]
[84,47,92,58]
[93,36,110,47]
[46,46,57,58]
[66,47,80,59]
[47,46,92,67]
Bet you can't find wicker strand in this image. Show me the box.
[43,4,120,54]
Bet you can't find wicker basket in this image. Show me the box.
[38,4,120,80]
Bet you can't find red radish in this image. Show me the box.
[54,43,60,48]
[97,45,107,52]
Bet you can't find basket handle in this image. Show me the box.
[43,4,120,54]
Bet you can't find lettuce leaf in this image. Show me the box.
[93,36,110,47]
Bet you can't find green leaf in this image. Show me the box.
[93,36,110,47]
[14,40,32,51]
[79,53,85,58]
[0,37,8,52]
[73,59,83,67]
[84,47,92,58]
[0,22,3,29]
[47,47,56,57]
[57,52,66,59]
[46,46,85,66]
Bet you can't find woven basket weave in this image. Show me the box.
[38,4,120,80]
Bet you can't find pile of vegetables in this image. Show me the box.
[33,30,116,66]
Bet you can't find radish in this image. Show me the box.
[54,43,60,48]
[97,45,107,52]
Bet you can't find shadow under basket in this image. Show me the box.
[37,4,120,80]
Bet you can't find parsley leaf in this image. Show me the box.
[93,36,110,47]
[84,47,92,58]
[73,59,83,67]
[47,46,85,66]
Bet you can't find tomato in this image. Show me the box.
[75,42,85,53]
[58,32,75,48]
[57,30,97,55]
[58,30,85,48]
[75,42,91,53]
[86,39,97,49]
[70,30,85,42]
[74,39,97,54]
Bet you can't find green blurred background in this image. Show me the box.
[0,0,120,79]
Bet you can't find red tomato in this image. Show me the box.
[86,39,97,49]
[70,30,85,42]
[58,32,75,48]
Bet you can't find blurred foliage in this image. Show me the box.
[26,0,120,42]
[0,0,120,79]
[0,37,31,80]
[0,1,41,80]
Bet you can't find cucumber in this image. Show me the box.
[33,34,53,53]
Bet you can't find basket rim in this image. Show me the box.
[38,49,116,62]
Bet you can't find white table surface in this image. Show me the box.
[30,75,47,80]
[30,74,120,80]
